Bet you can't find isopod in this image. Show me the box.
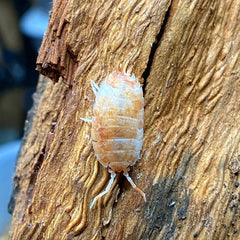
[82,66,146,208]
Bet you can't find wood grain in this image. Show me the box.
[10,0,240,239]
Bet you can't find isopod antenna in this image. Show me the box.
[123,171,146,202]
[90,171,116,209]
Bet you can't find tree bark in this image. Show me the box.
[10,0,240,239]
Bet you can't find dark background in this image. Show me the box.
[0,0,51,237]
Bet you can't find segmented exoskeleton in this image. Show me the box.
[81,66,146,208]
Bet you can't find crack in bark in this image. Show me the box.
[26,150,46,200]
[142,4,172,95]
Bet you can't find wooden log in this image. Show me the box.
[10,0,240,239]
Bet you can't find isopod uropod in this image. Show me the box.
[82,66,146,208]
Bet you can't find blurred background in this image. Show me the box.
[0,0,51,238]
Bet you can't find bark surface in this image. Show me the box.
[10,0,240,239]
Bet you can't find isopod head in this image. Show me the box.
[106,70,139,89]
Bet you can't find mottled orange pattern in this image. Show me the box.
[91,69,143,172]
[89,67,146,208]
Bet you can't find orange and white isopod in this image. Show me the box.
[82,66,146,208]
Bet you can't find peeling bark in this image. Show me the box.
[10,0,240,239]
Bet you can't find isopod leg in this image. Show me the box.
[90,171,116,209]
[123,171,146,202]
[90,80,100,96]
[80,117,92,123]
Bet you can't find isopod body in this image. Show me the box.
[87,67,146,208]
